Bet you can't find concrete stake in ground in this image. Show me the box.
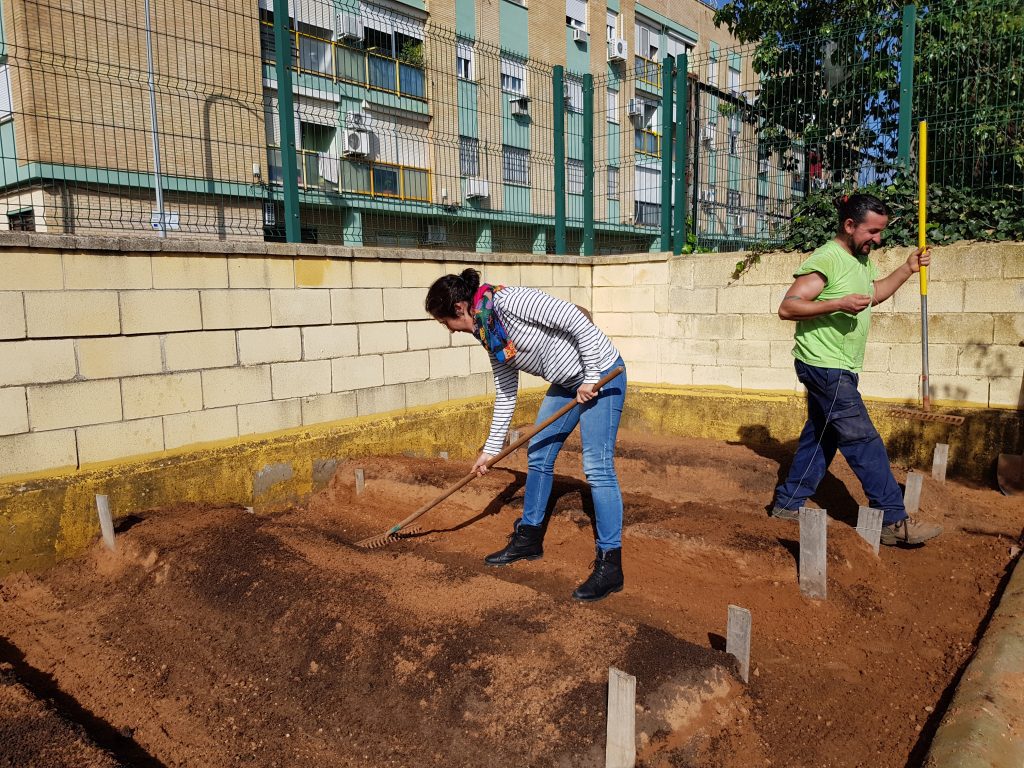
[856,506,883,555]
[95,494,116,551]
[726,605,752,683]
[904,472,923,515]
[799,507,827,600]
[932,443,949,483]
[355,468,365,495]
[605,666,636,768]
[438,451,448,460]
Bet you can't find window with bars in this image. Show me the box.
[567,159,584,194]
[7,209,35,231]
[503,145,530,186]
[634,201,660,227]
[500,57,526,95]
[607,166,619,199]
[459,136,480,177]
[456,39,474,80]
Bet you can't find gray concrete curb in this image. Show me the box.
[926,551,1024,767]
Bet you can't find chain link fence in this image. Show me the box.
[0,0,1019,251]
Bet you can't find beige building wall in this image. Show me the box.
[0,235,1020,481]
[5,0,264,185]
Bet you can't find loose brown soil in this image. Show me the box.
[1,430,1021,767]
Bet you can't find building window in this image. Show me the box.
[500,56,526,96]
[565,75,583,113]
[706,44,718,87]
[606,10,618,40]
[459,136,480,177]
[634,201,660,227]
[567,159,584,194]
[728,66,741,96]
[297,22,333,76]
[566,0,587,30]
[456,39,474,80]
[607,89,619,123]
[635,127,660,156]
[635,18,660,60]
[503,145,530,186]
[7,209,35,231]
[607,166,619,199]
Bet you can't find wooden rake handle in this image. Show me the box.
[383,365,625,536]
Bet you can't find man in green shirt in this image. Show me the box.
[770,194,942,546]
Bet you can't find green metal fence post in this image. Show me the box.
[660,55,675,253]
[673,54,689,255]
[582,73,595,256]
[897,3,917,170]
[553,66,567,255]
[272,0,301,243]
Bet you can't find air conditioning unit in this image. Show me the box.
[626,98,644,117]
[573,28,589,43]
[737,215,748,228]
[699,187,716,204]
[465,178,490,199]
[343,128,370,156]
[607,38,627,62]
[701,122,716,145]
[758,158,770,175]
[510,96,530,116]
[426,224,447,244]
[335,13,364,41]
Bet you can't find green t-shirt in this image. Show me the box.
[791,240,879,372]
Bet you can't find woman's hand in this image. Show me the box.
[472,452,494,476]
[576,383,597,404]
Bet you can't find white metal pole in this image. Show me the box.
[145,0,166,237]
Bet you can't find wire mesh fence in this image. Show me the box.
[0,0,1019,251]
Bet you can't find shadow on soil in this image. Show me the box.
[0,637,166,768]
[733,424,894,527]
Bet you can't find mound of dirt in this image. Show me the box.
[1,430,1020,767]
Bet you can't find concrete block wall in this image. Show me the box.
[0,235,591,479]
[592,242,1024,408]
[1,234,1020,481]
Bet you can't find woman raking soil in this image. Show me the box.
[425,269,628,602]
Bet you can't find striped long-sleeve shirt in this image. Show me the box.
[481,286,620,455]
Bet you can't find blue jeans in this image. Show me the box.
[774,359,907,526]
[520,358,626,551]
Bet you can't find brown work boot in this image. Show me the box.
[880,516,943,546]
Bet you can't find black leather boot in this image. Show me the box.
[484,520,544,567]
[572,548,623,602]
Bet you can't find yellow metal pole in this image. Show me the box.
[918,120,930,410]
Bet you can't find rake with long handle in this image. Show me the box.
[890,121,964,426]
[355,365,626,549]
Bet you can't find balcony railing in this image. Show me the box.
[262,22,426,101]
[267,149,431,202]
[634,128,660,157]
[634,56,661,90]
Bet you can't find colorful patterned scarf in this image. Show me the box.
[472,284,517,363]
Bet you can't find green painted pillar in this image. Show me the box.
[475,221,493,253]
[532,226,547,254]
[673,54,689,255]
[272,0,301,243]
[582,73,595,256]
[553,66,567,255]
[897,3,917,170]
[342,207,362,246]
[659,55,674,253]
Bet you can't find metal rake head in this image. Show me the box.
[889,408,965,425]
[354,526,422,549]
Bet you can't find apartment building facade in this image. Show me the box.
[0,0,794,252]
